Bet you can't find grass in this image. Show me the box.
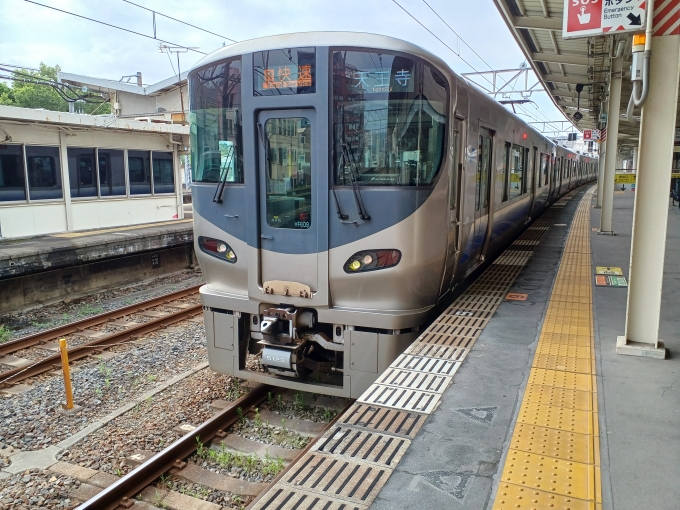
[195,439,285,478]
[0,325,11,343]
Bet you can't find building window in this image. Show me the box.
[98,149,126,196]
[0,144,26,202]
[152,151,175,194]
[67,147,97,198]
[128,150,151,195]
[26,145,62,200]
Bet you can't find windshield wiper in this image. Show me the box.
[341,142,370,221]
[212,145,235,204]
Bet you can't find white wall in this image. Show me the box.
[0,116,184,239]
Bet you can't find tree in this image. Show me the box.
[0,63,110,115]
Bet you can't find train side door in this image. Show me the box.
[529,146,539,218]
[441,117,464,292]
[472,127,493,265]
[256,109,319,294]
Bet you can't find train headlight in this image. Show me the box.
[198,236,237,264]
[344,250,401,273]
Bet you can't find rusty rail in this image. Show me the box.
[74,384,272,510]
[0,303,203,387]
[0,284,202,357]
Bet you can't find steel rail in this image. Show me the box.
[75,384,272,510]
[0,284,202,357]
[0,304,203,387]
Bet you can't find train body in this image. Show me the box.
[188,32,597,398]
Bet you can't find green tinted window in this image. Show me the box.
[264,117,312,229]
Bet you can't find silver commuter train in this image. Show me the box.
[188,32,596,398]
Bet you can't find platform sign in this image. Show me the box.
[615,173,636,184]
[564,0,647,39]
[596,266,623,275]
[596,274,628,287]
[584,129,592,140]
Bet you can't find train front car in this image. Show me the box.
[189,33,454,398]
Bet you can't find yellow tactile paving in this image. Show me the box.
[495,483,598,510]
[493,188,601,510]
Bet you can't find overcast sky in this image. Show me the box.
[0,0,566,127]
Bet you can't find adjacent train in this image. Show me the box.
[188,32,597,398]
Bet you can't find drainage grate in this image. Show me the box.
[392,353,462,376]
[312,426,410,468]
[252,486,366,510]
[338,404,426,438]
[406,338,472,361]
[375,368,452,393]
[411,330,472,350]
[427,322,483,339]
[358,384,441,413]
[432,315,489,329]
[284,453,389,506]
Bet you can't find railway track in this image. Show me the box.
[74,384,349,510]
[0,284,203,388]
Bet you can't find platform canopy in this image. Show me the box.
[492,0,662,147]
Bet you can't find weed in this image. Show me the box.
[94,387,103,397]
[113,468,123,476]
[159,474,174,490]
[152,490,168,508]
[0,325,11,343]
[76,304,104,317]
[98,361,112,388]
[254,408,263,428]
[195,443,285,478]
[148,374,157,382]
[179,485,210,499]
[322,408,335,422]
[293,392,306,412]
[237,407,245,425]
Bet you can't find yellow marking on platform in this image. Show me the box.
[493,188,601,510]
[51,219,192,238]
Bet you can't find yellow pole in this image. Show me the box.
[59,338,74,410]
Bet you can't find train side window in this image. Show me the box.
[26,145,62,200]
[475,135,483,211]
[152,151,175,194]
[128,150,151,195]
[98,149,126,196]
[0,144,26,202]
[67,147,97,198]
[542,154,549,187]
[502,142,511,202]
[449,126,461,208]
[508,144,525,200]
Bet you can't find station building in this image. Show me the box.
[0,105,190,239]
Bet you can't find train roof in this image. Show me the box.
[190,31,451,76]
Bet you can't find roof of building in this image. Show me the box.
[0,105,189,135]
[492,0,647,146]
[58,71,188,97]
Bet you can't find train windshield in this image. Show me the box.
[189,58,243,184]
[332,50,447,186]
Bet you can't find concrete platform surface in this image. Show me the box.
[0,219,193,279]
[370,189,679,510]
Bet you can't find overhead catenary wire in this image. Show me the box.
[121,0,238,43]
[23,0,207,55]
[399,0,565,129]
[389,0,495,89]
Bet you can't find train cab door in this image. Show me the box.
[256,109,320,296]
[441,117,464,293]
[471,127,493,266]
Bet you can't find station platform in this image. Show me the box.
[0,220,194,313]
[251,186,679,510]
[370,188,679,510]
